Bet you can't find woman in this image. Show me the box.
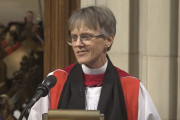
[28,6,160,120]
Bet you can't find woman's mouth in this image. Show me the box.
[77,50,88,56]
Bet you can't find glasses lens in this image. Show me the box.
[80,34,92,41]
[67,35,77,45]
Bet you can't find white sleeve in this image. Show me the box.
[28,92,50,120]
[28,72,54,120]
[138,82,161,120]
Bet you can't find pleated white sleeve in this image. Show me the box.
[138,82,161,120]
[28,94,50,120]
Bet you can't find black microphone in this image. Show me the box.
[18,75,57,120]
[28,75,57,108]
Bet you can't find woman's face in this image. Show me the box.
[71,25,113,69]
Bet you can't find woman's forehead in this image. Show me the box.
[71,27,101,35]
[70,20,100,32]
[71,25,92,32]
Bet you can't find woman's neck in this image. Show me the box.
[82,60,108,75]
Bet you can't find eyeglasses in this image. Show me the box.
[67,34,105,46]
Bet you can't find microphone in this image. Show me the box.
[18,75,57,120]
[28,75,57,108]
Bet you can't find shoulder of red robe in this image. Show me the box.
[50,64,76,109]
[61,64,76,73]
[116,67,140,120]
[50,65,140,120]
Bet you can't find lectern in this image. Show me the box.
[42,109,104,120]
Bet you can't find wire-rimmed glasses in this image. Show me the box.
[67,34,105,46]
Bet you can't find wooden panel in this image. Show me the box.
[44,0,51,77]
[58,0,69,68]
[44,0,80,77]
[69,0,80,64]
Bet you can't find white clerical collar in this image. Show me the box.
[82,60,108,75]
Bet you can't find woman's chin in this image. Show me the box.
[77,60,87,65]
[76,57,90,65]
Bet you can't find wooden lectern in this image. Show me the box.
[42,109,104,120]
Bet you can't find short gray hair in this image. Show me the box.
[68,6,116,37]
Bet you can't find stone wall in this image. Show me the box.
[82,0,180,119]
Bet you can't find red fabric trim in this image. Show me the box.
[116,67,131,78]
[61,64,76,73]
[50,64,76,109]
[121,77,140,120]
[50,70,68,109]
[84,73,104,87]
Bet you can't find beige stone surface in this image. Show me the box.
[177,1,180,118]
[108,53,129,72]
[178,57,180,120]
[81,0,96,7]
[148,0,171,56]
[139,56,148,85]
[147,56,177,119]
[81,0,179,119]
[139,0,148,56]
[108,0,130,54]
[138,0,179,119]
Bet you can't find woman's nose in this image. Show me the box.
[74,37,84,46]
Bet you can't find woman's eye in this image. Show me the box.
[81,35,91,40]
[72,36,77,41]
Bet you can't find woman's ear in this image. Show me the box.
[105,35,114,47]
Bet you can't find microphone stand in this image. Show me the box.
[18,91,44,120]
[18,75,57,120]
[18,103,31,120]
